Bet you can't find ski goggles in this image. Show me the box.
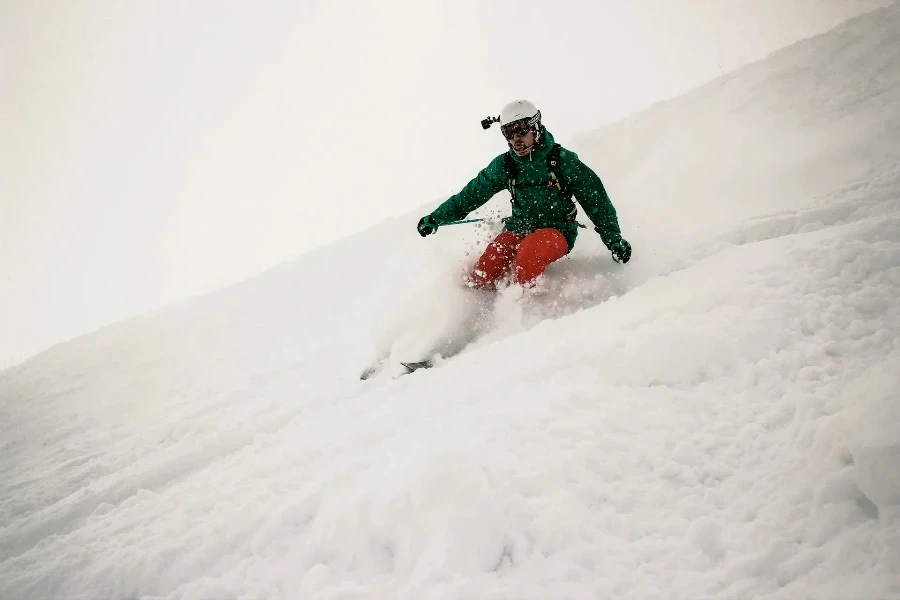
[501,120,532,140]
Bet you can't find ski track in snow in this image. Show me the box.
[3,5,900,600]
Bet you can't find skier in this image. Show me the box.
[417,100,631,290]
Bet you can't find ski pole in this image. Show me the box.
[444,218,588,228]
[444,218,490,226]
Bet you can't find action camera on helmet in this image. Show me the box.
[481,116,500,130]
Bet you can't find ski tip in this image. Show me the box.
[360,366,381,380]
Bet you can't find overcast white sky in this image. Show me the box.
[1,0,893,367]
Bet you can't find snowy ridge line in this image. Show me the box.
[729,162,900,244]
[652,164,900,284]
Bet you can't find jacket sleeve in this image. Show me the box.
[430,154,508,225]
[562,149,623,249]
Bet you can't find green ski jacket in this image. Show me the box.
[428,129,622,251]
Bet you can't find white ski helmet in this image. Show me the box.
[499,99,543,143]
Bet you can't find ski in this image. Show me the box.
[360,359,434,380]
[400,360,434,374]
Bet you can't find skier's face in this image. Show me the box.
[509,130,535,155]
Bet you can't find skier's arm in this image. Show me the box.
[429,155,508,225]
[562,150,623,249]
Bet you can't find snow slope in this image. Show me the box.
[2,5,900,599]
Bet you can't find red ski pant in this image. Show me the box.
[467,228,569,290]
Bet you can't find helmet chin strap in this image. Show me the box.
[511,143,534,157]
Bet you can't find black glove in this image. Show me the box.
[417,215,438,237]
[610,239,632,264]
